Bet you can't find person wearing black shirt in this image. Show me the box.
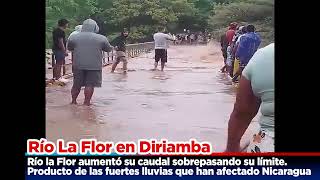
[110,30,129,73]
[52,19,69,80]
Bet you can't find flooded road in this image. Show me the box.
[46,42,259,152]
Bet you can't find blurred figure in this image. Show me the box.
[153,27,174,71]
[68,25,82,40]
[219,31,229,72]
[67,25,82,65]
[111,29,129,73]
[226,45,233,77]
[172,34,177,45]
[190,33,195,44]
[52,19,69,80]
[225,43,274,152]
[67,19,112,105]
[185,34,188,43]
[230,26,247,77]
[226,22,237,45]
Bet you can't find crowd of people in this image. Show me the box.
[220,22,274,152]
[219,22,261,83]
[50,18,274,152]
[172,31,209,45]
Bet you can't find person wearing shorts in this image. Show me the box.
[67,19,112,105]
[111,29,129,73]
[52,19,69,80]
[153,27,174,71]
[155,48,167,66]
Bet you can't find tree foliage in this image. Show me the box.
[46,0,274,47]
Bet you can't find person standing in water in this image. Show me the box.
[225,43,274,152]
[153,27,174,71]
[67,19,112,105]
[110,29,129,73]
[52,19,69,80]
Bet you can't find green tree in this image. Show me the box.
[46,0,274,46]
[46,0,100,48]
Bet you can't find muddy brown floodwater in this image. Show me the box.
[46,42,260,152]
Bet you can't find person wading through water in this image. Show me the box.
[232,24,261,83]
[153,27,174,71]
[67,25,82,72]
[220,22,237,73]
[67,19,112,106]
[111,29,129,73]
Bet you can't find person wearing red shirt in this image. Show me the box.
[226,22,237,45]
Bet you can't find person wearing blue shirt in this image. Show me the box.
[232,25,261,82]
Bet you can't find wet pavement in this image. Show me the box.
[46,42,260,152]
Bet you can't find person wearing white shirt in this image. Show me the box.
[153,28,174,71]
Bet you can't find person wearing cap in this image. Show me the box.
[67,19,112,106]
[68,25,82,40]
[226,22,237,45]
[110,29,129,73]
[220,23,237,73]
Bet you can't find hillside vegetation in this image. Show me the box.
[46,0,274,48]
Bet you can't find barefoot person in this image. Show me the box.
[225,43,274,152]
[153,27,174,71]
[52,19,69,80]
[111,29,129,73]
[67,19,112,105]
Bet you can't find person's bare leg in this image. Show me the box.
[123,60,128,73]
[55,64,62,80]
[84,87,94,106]
[71,86,81,104]
[161,62,165,71]
[153,62,158,70]
[53,65,57,80]
[62,60,66,76]
[111,60,119,73]
[220,65,227,73]
[52,54,56,79]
